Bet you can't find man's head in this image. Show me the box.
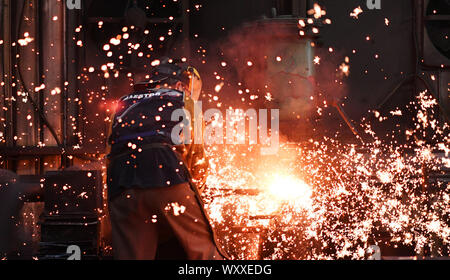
[135,61,202,101]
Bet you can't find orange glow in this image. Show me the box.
[266,173,313,208]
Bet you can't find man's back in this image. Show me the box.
[107,87,189,200]
[106,63,227,260]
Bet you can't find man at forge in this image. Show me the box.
[107,60,227,260]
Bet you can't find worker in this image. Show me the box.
[106,60,227,260]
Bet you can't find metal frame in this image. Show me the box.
[419,0,450,69]
[1,0,193,174]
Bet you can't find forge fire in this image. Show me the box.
[0,0,449,262]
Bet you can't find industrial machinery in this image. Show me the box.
[38,170,103,260]
[420,0,450,118]
[0,0,448,260]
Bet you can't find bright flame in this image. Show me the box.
[266,173,313,208]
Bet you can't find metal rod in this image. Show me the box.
[2,0,13,148]
[332,101,364,144]
[62,0,69,168]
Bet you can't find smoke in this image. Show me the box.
[191,21,349,140]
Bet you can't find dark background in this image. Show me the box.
[0,0,449,171]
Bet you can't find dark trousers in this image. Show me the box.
[109,183,225,260]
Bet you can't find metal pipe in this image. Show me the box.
[0,0,5,153]
[41,0,63,147]
[61,0,70,168]
[16,0,38,148]
[2,0,14,149]
[65,3,81,151]
[15,0,40,174]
